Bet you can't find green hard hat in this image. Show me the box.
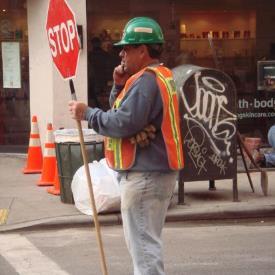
[114,17,164,46]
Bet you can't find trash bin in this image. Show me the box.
[54,129,104,204]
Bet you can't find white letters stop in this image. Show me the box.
[48,19,76,57]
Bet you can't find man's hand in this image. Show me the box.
[130,124,157,148]
[113,64,130,86]
[68,100,87,120]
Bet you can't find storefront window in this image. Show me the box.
[0,0,29,152]
[86,0,275,142]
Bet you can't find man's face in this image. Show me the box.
[119,45,145,75]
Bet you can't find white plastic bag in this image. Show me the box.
[71,158,120,216]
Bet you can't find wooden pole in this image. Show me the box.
[69,79,108,275]
[237,136,255,192]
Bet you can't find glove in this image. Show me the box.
[129,124,156,148]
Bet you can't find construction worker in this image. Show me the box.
[68,17,184,275]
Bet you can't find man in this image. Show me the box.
[69,17,184,275]
[88,36,111,108]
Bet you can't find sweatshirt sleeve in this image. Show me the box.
[85,72,161,138]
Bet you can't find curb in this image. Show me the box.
[0,213,120,233]
[166,205,275,222]
[0,153,27,159]
[1,205,275,233]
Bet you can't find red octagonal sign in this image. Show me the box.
[46,0,80,79]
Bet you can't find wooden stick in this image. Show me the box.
[237,136,255,192]
[69,79,108,275]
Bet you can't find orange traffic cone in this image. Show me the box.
[47,161,60,195]
[37,123,56,186]
[23,116,43,174]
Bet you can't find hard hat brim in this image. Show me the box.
[113,40,164,46]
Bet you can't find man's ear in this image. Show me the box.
[139,44,148,57]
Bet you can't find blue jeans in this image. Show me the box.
[119,171,177,275]
[265,125,275,166]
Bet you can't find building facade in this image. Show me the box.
[0,0,275,152]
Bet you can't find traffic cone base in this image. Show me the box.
[47,187,60,195]
[47,163,60,195]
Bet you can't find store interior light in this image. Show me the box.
[180,24,186,34]
[2,9,6,12]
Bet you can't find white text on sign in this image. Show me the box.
[47,19,76,57]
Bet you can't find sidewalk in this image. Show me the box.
[1,154,275,232]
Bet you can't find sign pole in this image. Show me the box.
[69,79,108,275]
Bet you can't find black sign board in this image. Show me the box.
[173,65,237,181]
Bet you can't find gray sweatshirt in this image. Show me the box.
[85,70,172,172]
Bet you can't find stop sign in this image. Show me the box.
[46,0,80,79]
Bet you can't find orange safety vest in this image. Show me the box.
[104,65,184,170]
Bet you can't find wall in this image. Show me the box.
[27,0,87,148]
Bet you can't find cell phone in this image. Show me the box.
[121,63,125,73]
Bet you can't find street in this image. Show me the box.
[1,219,275,275]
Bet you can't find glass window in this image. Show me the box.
[0,0,29,152]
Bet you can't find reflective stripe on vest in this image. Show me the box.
[147,66,184,169]
[104,65,184,170]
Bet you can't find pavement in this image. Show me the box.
[0,153,275,233]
